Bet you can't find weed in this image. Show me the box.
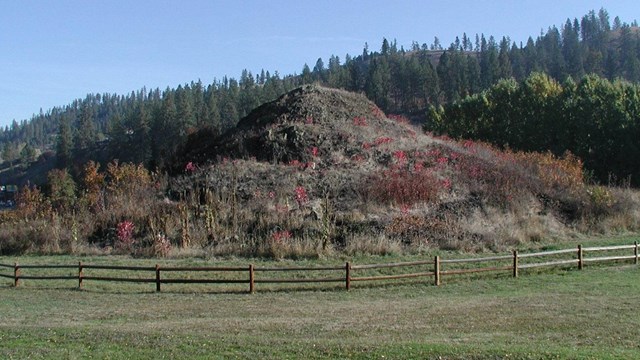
[115,220,135,252]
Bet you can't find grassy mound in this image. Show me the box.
[163,85,640,257]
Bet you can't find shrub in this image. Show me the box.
[367,166,442,206]
[15,184,50,220]
[47,169,77,213]
[0,218,62,254]
[454,151,529,209]
[294,186,309,208]
[115,220,135,252]
[106,160,153,199]
[81,161,105,213]
[152,234,172,257]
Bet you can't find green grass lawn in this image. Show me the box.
[1,247,639,359]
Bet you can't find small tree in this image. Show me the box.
[47,169,77,213]
[20,143,37,163]
[81,161,105,212]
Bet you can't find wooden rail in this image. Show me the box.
[0,241,637,293]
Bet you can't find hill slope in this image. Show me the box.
[3,85,638,257]
[167,85,640,256]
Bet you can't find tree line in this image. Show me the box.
[428,72,640,185]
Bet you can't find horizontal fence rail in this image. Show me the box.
[517,248,577,258]
[440,254,513,263]
[0,241,637,293]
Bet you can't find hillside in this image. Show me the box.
[2,85,639,257]
[157,85,639,257]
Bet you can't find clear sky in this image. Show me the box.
[0,0,637,127]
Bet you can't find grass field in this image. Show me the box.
[1,238,639,359]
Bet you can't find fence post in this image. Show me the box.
[578,244,583,270]
[155,264,161,292]
[513,250,518,278]
[14,262,20,287]
[249,264,255,294]
[78,261,83,289]
[345,262,351,291]
[634,241,638,265]
[434,256,440,286]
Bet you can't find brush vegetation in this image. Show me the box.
[1,85,639,259]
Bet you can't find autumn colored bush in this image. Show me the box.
[513,151,585,195]
[106,160,153,198]
[115,220,135,252]
[81,161,105,213]
[367,165,442,206]
[15,184,50,220]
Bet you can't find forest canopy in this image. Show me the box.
[427,73,640,185]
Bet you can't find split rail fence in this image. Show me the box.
[0,242,638,293]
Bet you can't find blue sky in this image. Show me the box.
[0,0,637,127]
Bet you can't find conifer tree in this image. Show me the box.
[56,114,74,169]
[74,101,96,150]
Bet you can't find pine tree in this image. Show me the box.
[480,35,500,87]
[204,86,221,133]
[431,37,442,51]
[131,101,151,165]
[176,85,195,133]
[75,101,96,150]
[192,80,206,128]
[366,57,392,110]
[381,38,390,55]
[301,64,312,84]
[562,18,584,78]
[498,37,513,79]
[56,114,74,169]
[313,58,326,82]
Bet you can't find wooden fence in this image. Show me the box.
[1,242,638,293]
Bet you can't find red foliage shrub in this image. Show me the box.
[115,220,135,251]
[353,116,368,126]
[393,150,408,164]
[185,161,197,172]
[294,186,309,207]
[368,166,442,206]
[310,147,319,157]
[271,230,292,244]
[374,137,394,146]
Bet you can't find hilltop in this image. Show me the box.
[177,85,424,167]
